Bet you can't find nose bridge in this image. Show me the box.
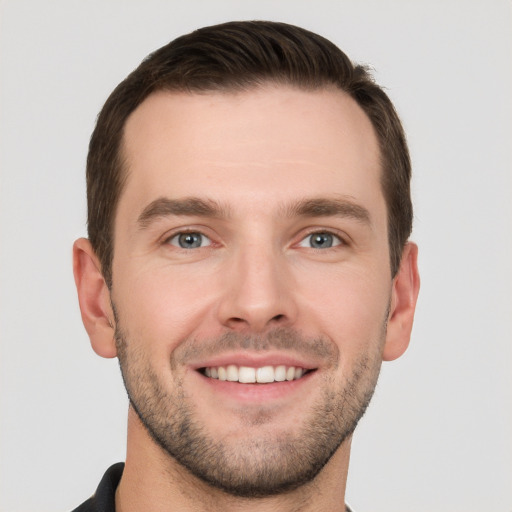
[218,235,294,332]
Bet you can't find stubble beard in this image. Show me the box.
[114,317,385,498]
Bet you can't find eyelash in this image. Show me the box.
[165,230,213,249]
[297,230,345,250]
[163,228,347,251]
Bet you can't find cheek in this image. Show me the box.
[112,260,222,351]
[294,262,391,352]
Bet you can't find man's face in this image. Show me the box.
[111,86,393,496]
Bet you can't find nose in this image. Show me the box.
[216,244,297,333]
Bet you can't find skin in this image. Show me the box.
[73,85,420,511]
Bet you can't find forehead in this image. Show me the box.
[119,86,383,220]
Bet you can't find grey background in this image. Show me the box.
[1,1,511,510]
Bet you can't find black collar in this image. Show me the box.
[72,463,124,512]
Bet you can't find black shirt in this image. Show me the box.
[72,463,123,512]
[72,463,353,511]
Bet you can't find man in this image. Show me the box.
[72,20,420,512]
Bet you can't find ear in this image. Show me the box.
[73,238,117,358]
[382,242,420,361]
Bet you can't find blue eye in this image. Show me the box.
[299,232,341,249]
[169,232,211,249]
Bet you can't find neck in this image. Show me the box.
[116,408,351,512]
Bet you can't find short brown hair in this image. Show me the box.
[87,20,412,286]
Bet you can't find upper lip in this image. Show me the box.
[189,351,319,371]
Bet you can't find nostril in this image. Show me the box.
[224,313,288,332]
[225,317,248,330]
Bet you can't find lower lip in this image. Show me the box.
[195,371,316,402]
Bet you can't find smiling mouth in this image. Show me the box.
[199,365,314,384]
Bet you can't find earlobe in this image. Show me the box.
[382,242,420,361]
[73,238,117,358]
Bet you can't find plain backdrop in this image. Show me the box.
[0,1,511,511]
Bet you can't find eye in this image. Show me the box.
[168,232,211,249]
[298,232,342,249]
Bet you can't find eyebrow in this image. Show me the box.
[283,197,372,225]
[137,197,230,228]
[137,195,371,229]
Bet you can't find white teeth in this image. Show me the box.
[203,364,309,383]
[226,364,238,382]
[238,366,256,383]
[256,366,275,383]
[274,365,286,382]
